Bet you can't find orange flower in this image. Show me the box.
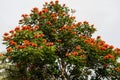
[19,19,23,23]
[7,56,11,59]
[51,13,57,17]
[117,51,120,55]
[16,45,26,49]
[103,55,109,60]
[34,34,44,38]
[42,8,48,13]
[109,45,114,49]
[60,26,68,30]
[80,54,86,59]
[22,26,31,30]
[15,26,20,31]
[71,51,78,56]
[100,47,107,50]
[3,36,11,41]
[62,13,66,16]
[66,53,71,57]
[50,1,54,6]
[104,54,114,60]
[109,54,114,59]
[21,14,28,18]
[39,46,43,49]
[46,42,54,46]
[70,25,75,29]
[97,36,101,39]
[7,47,12,52]
[55,0,59,4]
[103,44,109,48]
[24,40,30,46]
[43,39,47,43]
[78,35,87,39]
[0,53,3,57]
[98,41,105,46]
[14,34,17,37]
[72,32,77,35]
[80,50,85,53]
[115,48,120,51]
[45,2,48,5]
[53,29,56,33]
[33,25,39,30]
[30,42,37,47]
[33,7,39,11]
[41,15,46,18]
[84,39,89,43]
[32,7,39,13]
[39,34,44,37]
[70,16,75,19]
[16,45,22,49]
[9,40,16,46]
[23,45,27,48]
[83,21,89,24]
[91,24,94,27]
[34,34,39,38]
[77,22,82,26]
[115,67,120,71]
[39,11,42,15]
[46,21,52,25]
[76,46,81,50]
[9,30,14,34]
[52,17,57,20]
[58,39,62,43]
[4,32,9,36]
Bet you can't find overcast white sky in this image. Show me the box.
[0,0,120,52]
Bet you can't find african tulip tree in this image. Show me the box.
[2,0,120,80]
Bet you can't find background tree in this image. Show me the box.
[2,0,120,80]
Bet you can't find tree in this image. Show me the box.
[2,0,120,80]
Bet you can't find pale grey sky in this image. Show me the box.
[0,0,120,52]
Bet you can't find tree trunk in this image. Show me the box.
[61,58,70,80]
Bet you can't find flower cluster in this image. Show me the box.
[115,67,120,71]
[104,54,115,60]
[0,53,3,57]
